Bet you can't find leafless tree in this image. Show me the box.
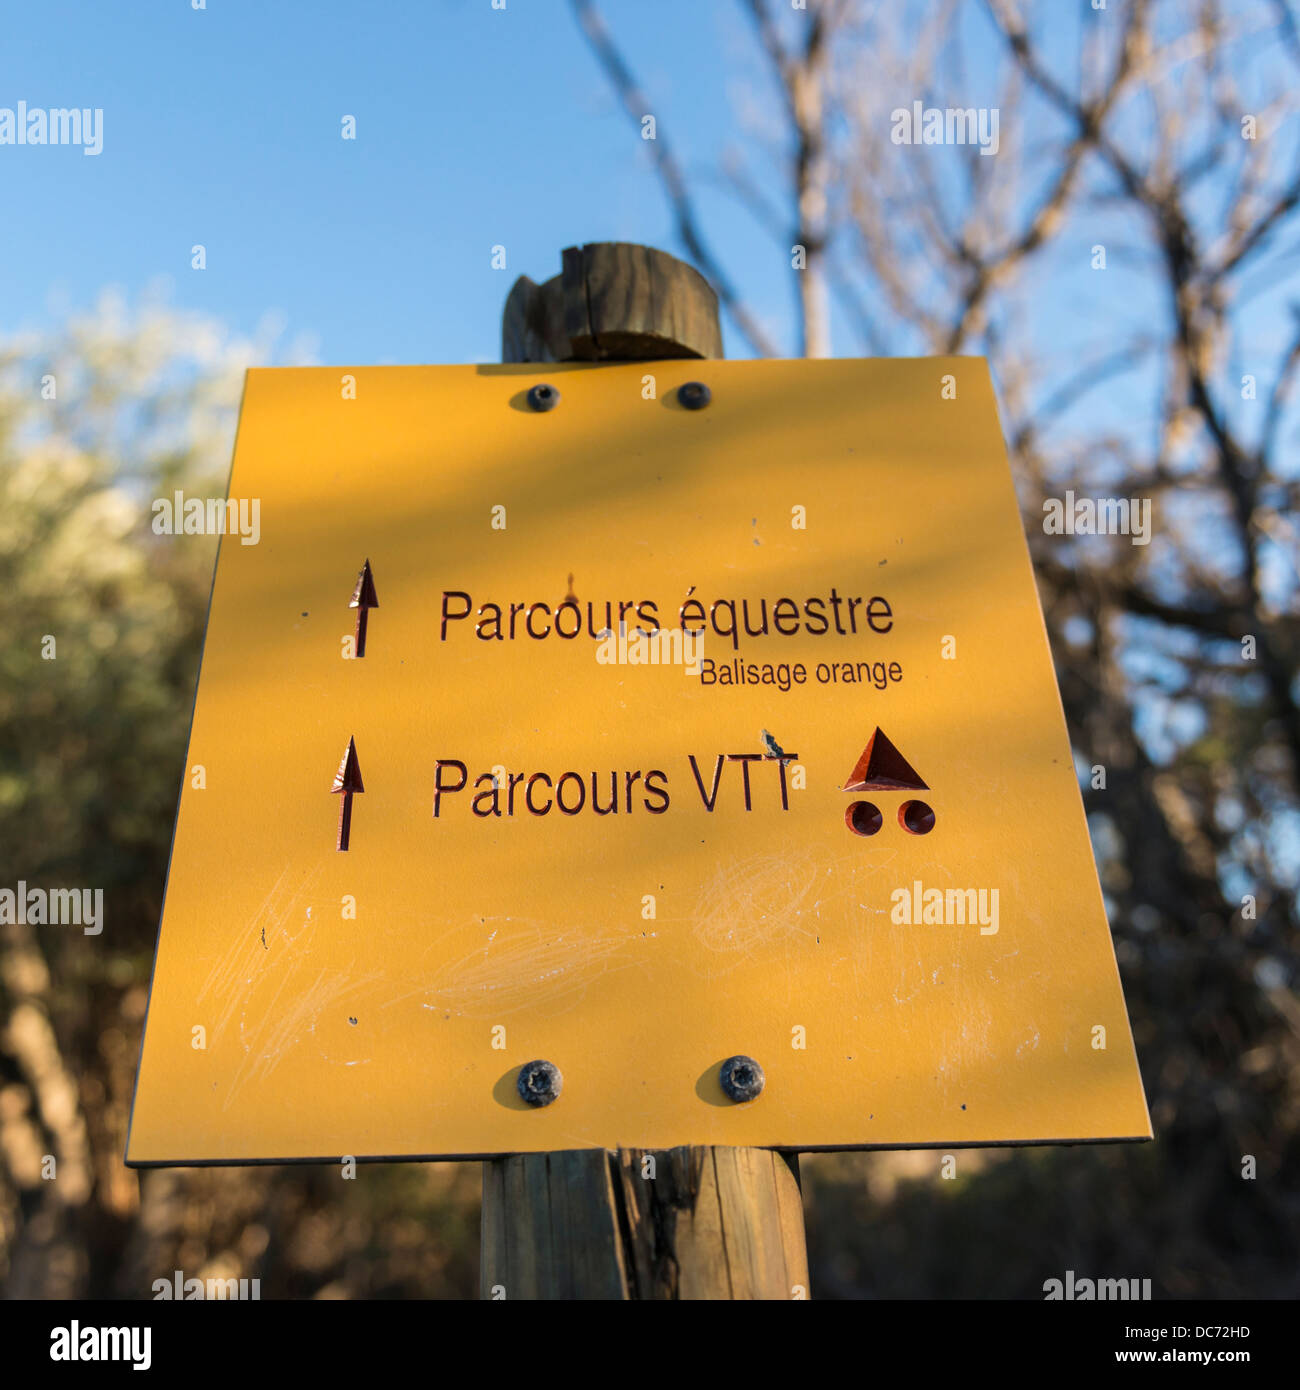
[572,0,1300,1295]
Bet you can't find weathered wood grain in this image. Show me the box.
[500,272,568,363]
[480,1146,808,1300]
[481,1150,628,1300]
[617,1146,809,1300]
[501,242,723,363]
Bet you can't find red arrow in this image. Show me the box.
[332,736,364,851]
[349,559,379,658]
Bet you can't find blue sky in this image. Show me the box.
[0,0,799,364]
[8,0,1292,387]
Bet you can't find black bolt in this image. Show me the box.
[526,383,560,412]
[719,1054,764,1103]
[516,1059,562,1107]
[677,381,711,410]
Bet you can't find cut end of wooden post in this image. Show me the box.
[502,243,724,364]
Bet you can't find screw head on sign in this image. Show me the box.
[526,383,560,412]
[516,1059,562,1107]
[677,381,711,410]
[719,1054,764,1103]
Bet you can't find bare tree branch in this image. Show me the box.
[743,0,836,355]
[569,0,781,357]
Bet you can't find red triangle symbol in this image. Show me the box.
[843,728,927,792]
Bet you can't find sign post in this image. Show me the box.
[486,244,810,1300]
[125,242,1150,1303]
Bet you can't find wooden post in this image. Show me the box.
[482,1145,808,1300]
[481,243,810,1301]
[501,242,724,364]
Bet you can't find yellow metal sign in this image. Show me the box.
[127,358,1150,1163]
